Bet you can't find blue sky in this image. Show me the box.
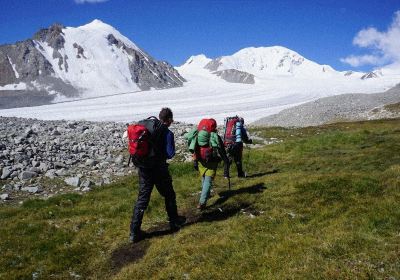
[1,0,399,71]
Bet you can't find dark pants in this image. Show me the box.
[227,143,245,177]
[130,163,178,235]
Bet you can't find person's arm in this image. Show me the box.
[241,127,252,144]
[166,130,176,159]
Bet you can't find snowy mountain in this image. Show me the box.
[206,46,338,77]
[178,46,373,83]
[1,35,400,124]
[0,19,185,106]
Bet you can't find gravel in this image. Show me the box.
[252,84,400,127]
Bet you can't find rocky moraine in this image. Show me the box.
[0,116,273,204]
[0,117,198,204]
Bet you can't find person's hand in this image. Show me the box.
[193,161,199,171]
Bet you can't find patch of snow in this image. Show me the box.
[0,82,27,91]
[7,56,20,78]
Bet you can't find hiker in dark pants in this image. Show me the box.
[129,108,185,243]
[226,117,252,178]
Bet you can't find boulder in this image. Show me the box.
[64,177,81,187]
[1,167,12,179]
[21,186,41,193]
[80,179,93,189]
[19,171,37,180]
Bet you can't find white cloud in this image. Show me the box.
[74,0,109,4]
[341,10,400,67]
[340,54,386,67]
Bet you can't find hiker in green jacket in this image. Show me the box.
[185,118,229,210]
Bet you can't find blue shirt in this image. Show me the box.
[165,129,175,159]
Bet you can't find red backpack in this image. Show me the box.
[196,118,218,162]
[127,116,164,166]
[223,116,239,147]
[127,124,151,161]
[197,118,217,133]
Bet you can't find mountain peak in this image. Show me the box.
[233,46,301,57]
[78,19,115,31]
[182,54,211,68]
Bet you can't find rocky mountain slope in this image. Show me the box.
[252,84,400,127]
[0,20,185,108]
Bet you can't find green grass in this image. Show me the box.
[1,118,400,279]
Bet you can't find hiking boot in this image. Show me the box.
[196,203,206,210]
[238,171,246,178]
[169,215,186,231]
[129,230,146,243]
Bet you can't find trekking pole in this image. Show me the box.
[245,144,251,177]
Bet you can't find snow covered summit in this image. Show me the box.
[0,19,185,106]
[205,46,338,77]
[179,46,353,84]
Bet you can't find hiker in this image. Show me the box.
[223,116,253,178]
[185,118,229,210]
[128,108,185,243]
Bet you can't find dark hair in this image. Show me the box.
[159,107,173,122]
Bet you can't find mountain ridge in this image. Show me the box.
[0,19,185,107]
[178,46,394,84]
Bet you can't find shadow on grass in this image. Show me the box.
[111,240,150,273]
[211,183,266,206]
[245,169,278,178]
[110,183,265,273]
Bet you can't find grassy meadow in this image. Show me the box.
[1,118,399,279]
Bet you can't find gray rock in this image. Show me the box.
[45,169,57,179]
[21,186,40,193]
[1,167,12,179]
[54,162,66,169]
[39,162,49,172]
[114,155,124,164]
[102,177,111,185]
[2,184,13,191]
[1,193,9,200]
[80,179,93,188]
[29,167,41,173]
[64,177,80,187]
[24,128,34,137]
[55,169,68,176]
[13,183,22,191]
[85,159,97,166]
[19,171,37,180]
[81,186,91,192]
[213,69,255,84]
[14,137,24,145]
[95,179,104,186]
